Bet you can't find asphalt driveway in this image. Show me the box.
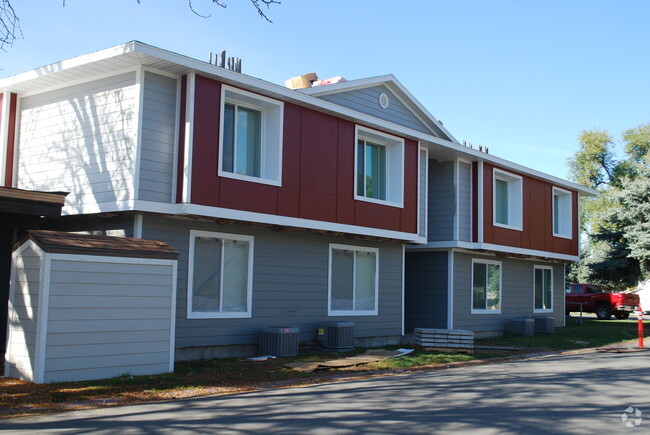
[2,348,649,434]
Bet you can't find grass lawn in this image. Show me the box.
[1,317,647,419]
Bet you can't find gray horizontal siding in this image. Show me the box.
[141,215,404,349]
[5,246,42,381]
[44,257,175,383]
[428,160,455,241]
[318,85,434,135]
[458,161,472,242]
[138,71,177,203]
[418,149,427,238]
[452,252,565,334]
[404,251,448,332]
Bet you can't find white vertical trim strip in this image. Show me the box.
[168,260,178,372]
[562,263,567,328]
[0,92,9,185]
[4,243,19,377]
[11,95,20,188]
[447,250,454,329]
[478,161,484,243]
[423,147,429,240]
[401,244,405,336]
[133,214,143,238]
[171,77,182,203]
[469,162,473,242]
[182,73,195,203]
[454,158,460,241]
[34,248,50,384]
[132,66,145,201]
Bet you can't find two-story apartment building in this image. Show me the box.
[0,42,595,375]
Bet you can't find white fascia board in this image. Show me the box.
[407,240,579,262]
[3,41,596,197]
[65,198,427,243]
[0,42,139,89]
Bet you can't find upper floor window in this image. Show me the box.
[493,169,522,230]
[218,85,283,186]
[187,230,254,319]
[355,126,404,208]
[553,187,572,239]
[328,244,379,316]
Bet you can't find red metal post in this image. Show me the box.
[638,305,644,349]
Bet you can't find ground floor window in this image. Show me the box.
[329,244,379,315]
[534,265,553,312]
[187,230,253,319]
[471,259,501,313]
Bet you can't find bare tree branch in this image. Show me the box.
[0,0,281,54]
[0,0,22,51]
[250,0,281,23]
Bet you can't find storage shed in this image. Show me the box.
[5,230,179,383]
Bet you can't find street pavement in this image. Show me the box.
[1,347,649,434]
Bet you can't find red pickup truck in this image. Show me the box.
[566,283,640,320]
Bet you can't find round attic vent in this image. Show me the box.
[378,92,390,109]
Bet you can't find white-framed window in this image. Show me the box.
[493,169,523,230]
[328,244,379,316]
[187,230,254,319]
[534,265,553,312]
[354,126,404,208]
[471,258,502,313]
[552,187,572,239]
[218,85,283,186]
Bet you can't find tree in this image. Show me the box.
[567,123,650,287]
[0,0,281,51]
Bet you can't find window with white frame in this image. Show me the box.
[493,169,523,230]
[553,187,572,239]
[219,85,283,186]
[355,126,404,207]
[471,259,501,313]
[187,230,253,319]
[534,265,553,312]
[328,244,379,315]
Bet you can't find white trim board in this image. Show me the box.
[407,241,579,262]
[61,199,427,243]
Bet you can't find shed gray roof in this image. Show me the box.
[20,230,179,260]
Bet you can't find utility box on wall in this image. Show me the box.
[4,231,179,383]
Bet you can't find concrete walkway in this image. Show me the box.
[1,348,649,434]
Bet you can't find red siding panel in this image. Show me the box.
[187,75,419,237]
[190,75,222,206]
[482,163,578,256]
[401,139,418,233]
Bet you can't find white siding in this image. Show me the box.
[16,72,138,212]
[4,246,43,382]
[43,257,175,383]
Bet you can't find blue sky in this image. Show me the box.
[3,0,649,180]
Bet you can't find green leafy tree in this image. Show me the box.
[567,123,650,287]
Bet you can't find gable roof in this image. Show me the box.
[0,41,597,197]
[300,75,458,143]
